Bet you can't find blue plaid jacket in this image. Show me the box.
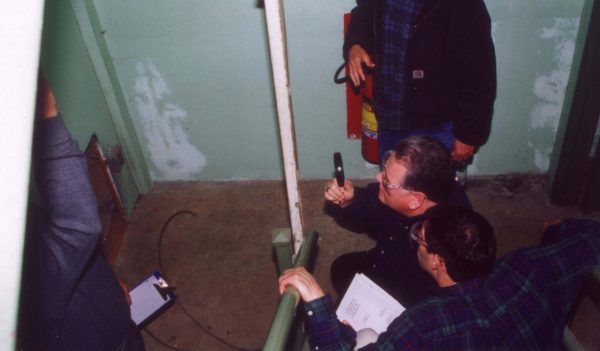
[304,219,600,350]
[344,0,496,146]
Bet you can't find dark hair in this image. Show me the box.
[393,136,455,203]
[423,205,496,282]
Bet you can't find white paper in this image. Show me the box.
[336,273,405,334]
[129,273,173,326]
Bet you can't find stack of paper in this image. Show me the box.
[336,273,405,334]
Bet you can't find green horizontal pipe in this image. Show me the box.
[263,230,319,351]
[263,288,300,351]
[293,229,318,268]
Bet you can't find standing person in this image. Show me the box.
[17,76,144,350]
[324,135,465,307]
[344,0,496,161]
[279,207,600,350]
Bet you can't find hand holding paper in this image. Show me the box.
[336,273,406,335]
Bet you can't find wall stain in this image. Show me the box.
[529,18,579,172]
[134,61,207,180]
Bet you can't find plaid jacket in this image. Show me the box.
[344,0,496,146]
[304,219,600,350]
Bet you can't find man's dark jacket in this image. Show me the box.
[344,0,496,147]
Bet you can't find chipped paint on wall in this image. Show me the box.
[529,18,579,172]
[134,61,207,180]
[528,141,553,171]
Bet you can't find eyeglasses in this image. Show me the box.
[409,221,428,250]
[379,150,407,191]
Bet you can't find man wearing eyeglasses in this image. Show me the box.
[279,207,600,350]
[324,135,463,307]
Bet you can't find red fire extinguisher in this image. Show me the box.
[334,13,378,164]
[359,74,378,164]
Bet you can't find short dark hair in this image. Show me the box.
[393,136,455,203]
[423,205,496,282]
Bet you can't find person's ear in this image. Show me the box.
[432,254,446,271]
[410,191,427,209]
[423,251,440,273]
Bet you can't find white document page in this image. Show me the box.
[129,273,173,326]
[336,273,406,334]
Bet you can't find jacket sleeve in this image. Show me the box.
[304,295,425,351]
[535,219,600,309]
[35,115,103,326]
[450,0,497,147]
[343,0,376,61]
[304,295,358,350]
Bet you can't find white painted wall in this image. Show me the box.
[0,1,44,348]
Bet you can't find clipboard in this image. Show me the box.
[129,271,175,328]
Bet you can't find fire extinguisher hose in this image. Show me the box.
[334,62,348,84]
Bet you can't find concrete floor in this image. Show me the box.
[115,175,600,351]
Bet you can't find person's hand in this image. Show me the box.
[324,178,354,207]
[37,73,58,119]
[451,139,475,161]
[347,44,375,87]
[278,267,325,302]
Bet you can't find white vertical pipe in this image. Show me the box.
[0,1,44,348]
[263,0,304,254]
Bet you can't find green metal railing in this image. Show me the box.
[263,229,318,351]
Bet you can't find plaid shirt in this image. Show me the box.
[304,219,600,350]
[376,0,425,130]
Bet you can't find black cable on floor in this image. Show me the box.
[147,210,260,351]
[143,328,192,351]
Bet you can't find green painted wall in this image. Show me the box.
[45,0,588,185]
[41,0,142,213]
[94,0,282,181]
[548,0,596,181]
[480,0,586,175]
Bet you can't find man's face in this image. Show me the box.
[416,228,430,273]
[375,153,414,215]
[411,222,432,274]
